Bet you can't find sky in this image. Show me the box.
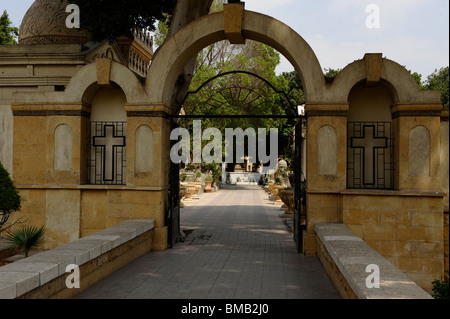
[2,0,449,79]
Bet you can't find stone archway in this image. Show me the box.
[146,7,326,109]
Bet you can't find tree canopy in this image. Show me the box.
[66,0,176,43]
[424,67,449,108]
[0,10,19,45]
[0,161,21,232]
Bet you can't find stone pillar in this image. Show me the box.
[125,102,173,251]
[303,102,348,255]
[11,102,90,248]
[391,102,442,192]
[440,109,449,209]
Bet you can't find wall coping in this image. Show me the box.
[0,219,155,299]
[315,223,432,299]
[308,189,445,198]
[15,184,168,191]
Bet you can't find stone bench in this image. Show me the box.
[315,223,432,299]
[0,219,155,299]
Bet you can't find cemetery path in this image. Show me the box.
[76,185,340,299]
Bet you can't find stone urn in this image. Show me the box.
[192,182,202,199]
[204,180,213,192]
[279,188,294,214]
[185,183,197,202]
[179,186,187,208]
[287,196,295,218]
[270,185,285,204]
[288,173,295,187]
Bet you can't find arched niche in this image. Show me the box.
[54,123,73,171]
[90,86,127,122]
[135,125,154,174]
[317,125,338,175]
[88,86,128,185]
[348,81,393,122]
[347,82,395,189]
[409,126,431,177]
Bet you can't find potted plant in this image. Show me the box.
[204,175,213,192]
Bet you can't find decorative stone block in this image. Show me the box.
[0,262,59,285]
[0,271,39,297]
[15,251,75,276]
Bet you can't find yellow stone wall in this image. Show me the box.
[305,102,445,291]
[16,187,167,250]
[304,104,347,256]
[342,191,443,291]
[392,109,442,192]
[445,210,449,281]
[12,103,172,251]
[13,115,47,185]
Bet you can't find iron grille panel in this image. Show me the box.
[347,122,394,189]
[88,121,127,185]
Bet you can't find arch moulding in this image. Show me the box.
[146,10,326,109]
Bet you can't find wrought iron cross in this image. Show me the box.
[93,125,126,181]
[351,125,387,185]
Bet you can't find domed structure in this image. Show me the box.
[19,0,89,45]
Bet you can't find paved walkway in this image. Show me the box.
[76,185,340,299]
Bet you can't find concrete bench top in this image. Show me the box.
[0,219,155,299]
[315,223,432,299]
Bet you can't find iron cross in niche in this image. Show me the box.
[351,125,387,186]
[93,125,126,182]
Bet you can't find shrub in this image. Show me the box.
[0,161,21,232]
[4,224,46,257]
[432,278,449,299]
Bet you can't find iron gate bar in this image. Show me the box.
[171,114,304,119]
[168,120,182,248]
[169,70,306,251]
[179,70,298,116]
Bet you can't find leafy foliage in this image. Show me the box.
[0,10,19,45]
[432,278,449,299]
[4,224,45,257]
[424,67,449,108]
[66,0,176,42]
[0,161,21,232]
[324,68,342,82]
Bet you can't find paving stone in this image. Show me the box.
[76,185,340,299]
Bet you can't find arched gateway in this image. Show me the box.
[4,2,447,292]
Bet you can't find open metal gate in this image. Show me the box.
[167,70,307,252]
[293,118,306,253]
[167,121,182,248]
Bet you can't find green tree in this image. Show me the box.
[406,67,425,89]
[278,71,304,107]
[0,161,21,232]
[324,68,342,82]
[424,67,449,108]
[0,10,19,45]
[65,0,176,43]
